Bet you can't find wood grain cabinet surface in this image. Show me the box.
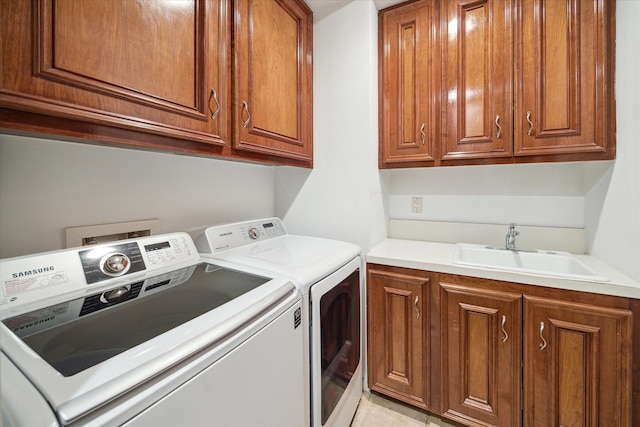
[440,281,522,427]
[379,0,616,168]
[0,0,313,167]
[366,264,637,427]
[523,295,632,427]
[367,265,432,409]
[378,0,438,168]
[233,0,313,165]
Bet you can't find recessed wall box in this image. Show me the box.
[65,219,160,248]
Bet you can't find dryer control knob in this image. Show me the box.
[102,253,130,276]
[248,227,260,240]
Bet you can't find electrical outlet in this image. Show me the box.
[411,197,423,214]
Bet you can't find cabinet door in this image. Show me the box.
[0,0,229,146]
[514,0,615,159]
[367,267,430,409]
[233,0,313,165]
[379,0,438,167]
[524,296,632,427]
[441,0,513,163]
[440,282,522,427]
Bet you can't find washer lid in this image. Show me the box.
[0,259,297,425]
[202,235,361,289]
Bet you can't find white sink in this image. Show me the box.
[452,243,609,282]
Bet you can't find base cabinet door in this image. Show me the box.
[367,266,431,409]
[440,281,522,427]
[524,296,633,427]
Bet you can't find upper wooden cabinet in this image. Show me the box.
[0,0,313,167]
[379,0,616,168]
[514,0,616,160]
[379,0,439,167]
[233,0,313,164]
[1,0,230,146]
[440,0,513,163]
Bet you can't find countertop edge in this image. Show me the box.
[366,239,640,300]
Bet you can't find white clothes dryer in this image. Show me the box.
[196,218,363,427]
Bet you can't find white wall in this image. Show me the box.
[585,0,640,281]
[0,134,275,258]
[275,0,387,252]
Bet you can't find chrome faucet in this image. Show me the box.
[505,223,519,250]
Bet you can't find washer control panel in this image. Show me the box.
[0,233,200,310]
[80,234,196,284]
[80,241,146,284]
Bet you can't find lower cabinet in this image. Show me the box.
[367,265,431,409]
[523,295,632,427]
[440,282,522,427]
[366,264,635,427]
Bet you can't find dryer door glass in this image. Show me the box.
[319,270,360,424]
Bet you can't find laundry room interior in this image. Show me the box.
[1,0,639,426]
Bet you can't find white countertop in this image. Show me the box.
[367,239,640,299]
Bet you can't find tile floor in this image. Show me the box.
[350,392,462,427]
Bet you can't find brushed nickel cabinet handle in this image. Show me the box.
[420,123,426,145]
[495,115,502,139]
[501,314,508,343]
[209,88,220,120]
[414,296,419,319]
[241,101,251,128]
[526,111,535,136]
[539,321,547,350]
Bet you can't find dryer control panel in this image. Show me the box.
[197,218,287,253]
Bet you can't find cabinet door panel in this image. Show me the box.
[0,0,229,145]
[441,282,522,427]
[515,0,615,157]
[367,268,430,408]
[524,296,632,427]
[379,0,437,167]
[441,0,513,161]
[233,0,313,163]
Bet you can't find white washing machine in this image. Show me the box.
[1,233,306,426]
[196,218,363,427]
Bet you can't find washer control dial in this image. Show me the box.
[101,253,131,276]
[248,227,260,240]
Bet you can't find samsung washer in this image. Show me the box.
[1,232,305,427]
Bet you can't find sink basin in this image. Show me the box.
[452,243,609,282]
